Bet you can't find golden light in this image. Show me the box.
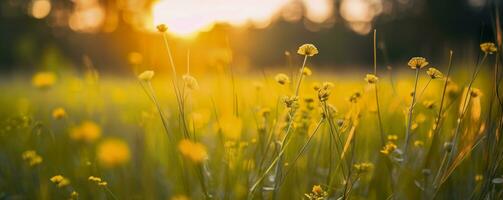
[301,0,333,23]
[30,0,51,19]
[340,0,382,35]
[68,0,105,33]
[151,0,333,37]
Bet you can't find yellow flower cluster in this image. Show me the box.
[414,140,424,147]
[475,174,483,182]
[22,150,43,166]
[301,67,313,76]
[283,95,299,109]
[97,139,131,167]
[70,121,102,143]
[380,141,398,155]
[220,115,243,140]
[32,72,56,89]
[52,107,66,119]
[353,162,373,173]
[364,74,378,84]
[317,82,334,102]
[50,175,70,188]
[178,139,208,163]
[70,191,79,200]
[480,42,497,54]
[89,176,108,186]
[304,184,328,200]
[387,134,398,141]
[275,73,290,85]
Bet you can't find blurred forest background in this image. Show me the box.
[0,0,500,74]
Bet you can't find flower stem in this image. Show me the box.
[294,55,308,96]
[404,68,420,158]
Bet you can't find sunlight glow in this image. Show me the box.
[30,0,51,19]
[151,0,334,37]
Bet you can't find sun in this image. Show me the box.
[151,0,305,37]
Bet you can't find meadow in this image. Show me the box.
[0,28,502,200]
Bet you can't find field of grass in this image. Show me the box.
[0,34,502,200]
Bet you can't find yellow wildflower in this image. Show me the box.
[414,140,424,147]
[258,108,271,118]
[97,138,130,167]
[354,162,373,173]
[50,175,70,188]
[301,67,313,76]
[305,184,328,200]
[380,142,397,155]
[423,100,435,109]
[70,121,101,143]
[475,174,483,182]
[470,88,482,98]
[156,24,168,32]
[70,191,79,200]
[312,82,321,91]
[171,195,190,200]
[480,42,497,54]
[128,52,143,65]
[297,44,319,56]
[387,134,398,141]
[315,81,334,102]
[52,107,66,119]
[364,74,378,84]
[138,70,154,81]
[22,150,43,166]
[182,74,199,90]
[470,88,482,122]
[189,110,211,129]
[32,72,56,89]
[88,176,102,182]
[178,139,208,163]
[275,73,290,85]
[427,67,443,79]
[220,115,243,140]
[408,57,429,69]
